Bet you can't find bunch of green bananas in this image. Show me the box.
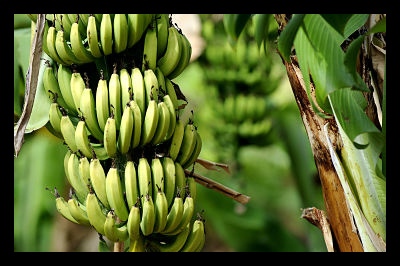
[33,13,204,252]
[49,151,205,252]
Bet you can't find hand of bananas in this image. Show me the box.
[37,14,204,252]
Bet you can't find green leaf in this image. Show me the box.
[368,16,386,34]
[277,14,305,62]
[223,14,252,42]
[253,14,271,49]
[320,14,353,36]
[343,14,369,39]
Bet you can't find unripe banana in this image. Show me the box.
[70,70,86,114]
[127,14,151,48]
[43,63,68,110]
[100,14,113,56]
[68,152,89,203]
[109,65,122,129]
[163,95,177,141]
[104,112,117,158]
[165,195,194,236]
[105,163,129,221]
[75,119,92,158]
[176,123,197,166]
[128,235,146,252]
[113,14,128,54]
[168,33,192,80]
[180,218,205,252]
[137,157,152,202]
[127,201,141,240]
[154,67,166,97]
[162,157,176,208]
[161,192,184,234]
[168,119,185,161]
[140,99,159,146]
[60,113,77,152]
[104,210,129,242]
[67,194,91,226]
[87,15,103,58]
[182,131,202,169]
[151,101,170,145]
[165,78,179,110]
[57,64,77,114]
[78,156,91,186]
[124,161,138,210]
[131,67,146,120]
[186,176,197,202]
[46,25,67,65]
[120,68,132,107]
[151,223,190,252]
[67,14,86,37]
[117,104,134,154]
[86,190,107,235]
[49,102,62,133]
[129,100,142,149]
[153,185,168,233]
[157,27,182,76]
[89,156,110,209]
[64,150,72,184]
[151,158,164,199]
[155,14,170,57]
[96,72,110,131]
[140,193,155,236]
[50,187,79,224]
[174,162,186,200]
[143,69,159,107]
[70,19,95,63]
[142,22,157,71]
[55,28,81,65]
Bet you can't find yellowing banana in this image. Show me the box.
[86,191,107,235]
[67,195,91,226]
[96,72,110,131]
[87,15,103,58]
[100,14,113,55]
[60,113,78,153]
[75,119,92,158]
[113,14,128,54]
[89,156,110,209]
[104,114,117,158]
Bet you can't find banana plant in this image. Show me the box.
[223,14,386,252]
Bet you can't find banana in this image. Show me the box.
[182,131,202,169]
[176,123,197,166]
[128,235,146,252]
[120,68,132,107]
[104,112,117,158]
[60,113,77,153]
[157,27,182,76]
[75,119,92,158]
[48,187,79,224]
[161,191,184,234]
[57,64,77,113]
[154,67,166,97]
[79,14,89,27]
[46,24,67,65]
[162,157,176,208]
[70,18,95,63]
[109,65,122,128]
[165,195,194,236]
[153,185,168,233]
[49,101,62,134]
[104,210,129,242]
[55,28,81,65]
[70,70,86,114]
[129,100,142,149]
[87,15,103,58]
[168,33,192,80]
[187,176,197,202]
[79,79,104,141]
[168,119,185,161]
[165,78,179,110]
[67,14,86,37]
[96,71,110,131]
[142,22,158,71]
[155,14,170,58]
[78,156,91,186]
[174,162,186,200]
[180,218,205,252]
[105,163,129,221]
[131,67,146,120]
[42,20,50,56]
[140,99,159,146]
[124,161,138,210]
[43,62,68,110]
[100,14,113,56]
[64,150,72,184]
[113,14,128,53]
[117,104,134,154]
[151,223,190,252]
[137,157,152,202]
[140,193,155,236]
[127,200,141,240]
[68,152,90,203]
[86,190,107,235]
[163,95,177,141]
[193,231,206,252]
[151,102,170,145]
[127,14,151,48]
[151,158,164,198]
[56,14,72,44]
[89,155,110,209]
[143,69,159,107]
[67,193,91,226]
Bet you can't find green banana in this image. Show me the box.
[153,185,168,233]
[113,14,128,53]
[127,200,141,240]
[89,155,110,209]
[100,14,113,55]
[165,78,179,110]
[55,28,81,65]
[49,187,79,224]
[137,157,152,202]
[127,14,151,48]
[42,20,50,57]
[174,162,186,201]
[154,67,166,97]
[140,193,155,236]
[161,191,184,234]
[157,27,182,76]
[67,194,90,226]
[96,71,110,131]
[117,104,134,154]
[120,68,132,107]
[60,113,77,152]
[182,131,202,169]
[186,176,197,202]
[78,156,91,186]
[104,210,129,242]
[163,95,177,141]
[70,70,86,114]
[46,24,67,65]
[142,22,158,71]
[151,223,190,252]
[43,63,68,110]
[155,14,170,58]
[143,69,159,107]
[109,65,122,129]
[56,14,72,47]
[162,157,176,208]
[87,15,103,58]
[140,99,159,146]
[124,161,139,210]
[129,100,142,149]
[68,152,89,203]
[49,101,62,134]
[165,195,194,236]
[86,190,107,235]
[151,102,170,145]
[131,67,146,120]
[67,14,87,37]
[168,33,192,80]
[64,150,72,185]
[104,112,117,158]
[74,119,92,158]
[168,118,185,161]
[105,163,129,221]
[70,19,95,63]
[180,218,205,252]
[194,230,206,252]
[151,158,164,198]
[128,235,146,252]
[57,64,77,113]
[176,123,197,166]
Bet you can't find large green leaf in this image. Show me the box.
[368,16,386,34]
[343,14,369,39]
[253,14,271,50]
[320,14,353,36]
[223,14,252,42]
[277,14,305,62]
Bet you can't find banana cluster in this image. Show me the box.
[50,152,204,252]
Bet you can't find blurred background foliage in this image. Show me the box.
[14,14,326,252]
